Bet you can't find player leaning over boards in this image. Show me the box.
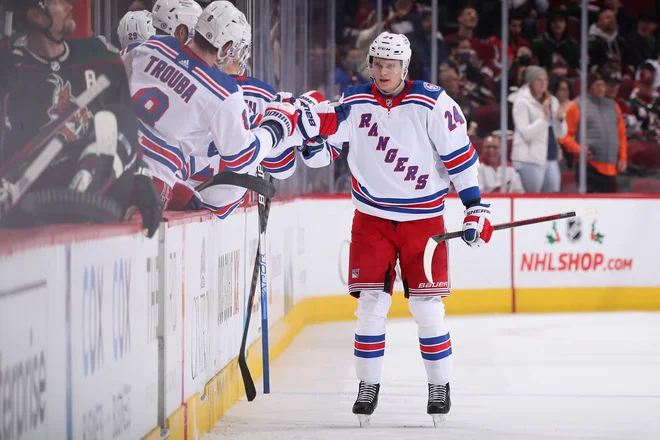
[304,32,495,427]
[0,0,162,236]
[122,0,345,210]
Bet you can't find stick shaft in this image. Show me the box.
[432,211,577,243]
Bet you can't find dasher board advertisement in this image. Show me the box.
[513,198,660,287]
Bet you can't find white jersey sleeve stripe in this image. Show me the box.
[219,137,261,172]
[138,122,185,171]
[143,40,177,59]
[191,67,231,100]
[241,85,275,100]
[440,142,479,175]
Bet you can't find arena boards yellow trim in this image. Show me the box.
[516,287,660,313]
[151,286,660,439]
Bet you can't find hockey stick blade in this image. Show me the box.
[195,171,276,199]
[423,208,597,283]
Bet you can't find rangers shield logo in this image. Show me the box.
[352,268,360,279]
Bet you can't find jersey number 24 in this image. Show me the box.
[444,106,465,131]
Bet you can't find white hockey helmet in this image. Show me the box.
[117,10,156,49]
[195,1,251,68]
[366,32,412,82]
[152,0,203,38]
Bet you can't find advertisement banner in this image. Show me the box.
[182,220,215,398]
[160,224,184,417]
[0,247,67,439]
[212,212,247,374]
[69,234,159,440]
[513,198,660,287]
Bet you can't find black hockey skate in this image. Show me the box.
[427,383,451,427]
[352,381,380,427]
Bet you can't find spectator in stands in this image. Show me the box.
[438,64,477,137]
[488,12,530,67]
[511,66,563,193]
[628,63,660,141]
[507,45,534,90]
[442,36,495,106]
[478,135,525,193]
[549,75,574,142]
[407,10,447,80]
[626,12,657,69]
[602,0,637,38]
[384,0,420,35]
[444,6,491,62]
[335,47,368,95]
[602,68,641,138]
[560,72,627,193]
[532,9,580,76]
[588,8,634,77]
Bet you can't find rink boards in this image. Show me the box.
[0,194,658,440]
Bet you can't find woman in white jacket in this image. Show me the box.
[511,66,565,192]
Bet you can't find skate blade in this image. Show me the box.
[356,414,371,428]
[431,414,446,427]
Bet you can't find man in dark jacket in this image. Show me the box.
[588,8,635,77]
[406,11,447,81]
[532,9,580,73]
[625,12,657,69]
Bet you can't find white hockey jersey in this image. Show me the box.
[121,35,278,188]
[309,81,481,222]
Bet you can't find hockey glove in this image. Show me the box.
[260,102,299,144]
[462,203,494,248]
[131,164,163,238]
[297,101,351,141]
[300,135,328,158]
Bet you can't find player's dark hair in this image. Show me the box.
[193,32,218,55]
[155,29,168,36]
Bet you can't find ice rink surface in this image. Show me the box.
[208,312,660,439]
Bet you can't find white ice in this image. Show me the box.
[207,312,660,439]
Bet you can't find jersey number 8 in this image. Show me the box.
[133,87,170,127]
[444,106,465,132]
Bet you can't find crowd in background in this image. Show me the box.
[333,0,660,194]
[4,0,660,195]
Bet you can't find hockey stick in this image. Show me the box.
[0,75,111,221]
[258,167,274,394]
[195,171,276,199]
[238,164,274,401]
[423,208,598,283]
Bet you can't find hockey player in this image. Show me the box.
[152,0,202,43]
[0,0,162,236]
[117,10,155,51]
[304,32,494,427]
[122,0,345,209]
[171,7,322,217]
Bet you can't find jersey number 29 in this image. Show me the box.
[133,87,170,127]
[444,106,465,132]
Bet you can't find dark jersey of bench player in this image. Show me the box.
[1,36,138,196]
